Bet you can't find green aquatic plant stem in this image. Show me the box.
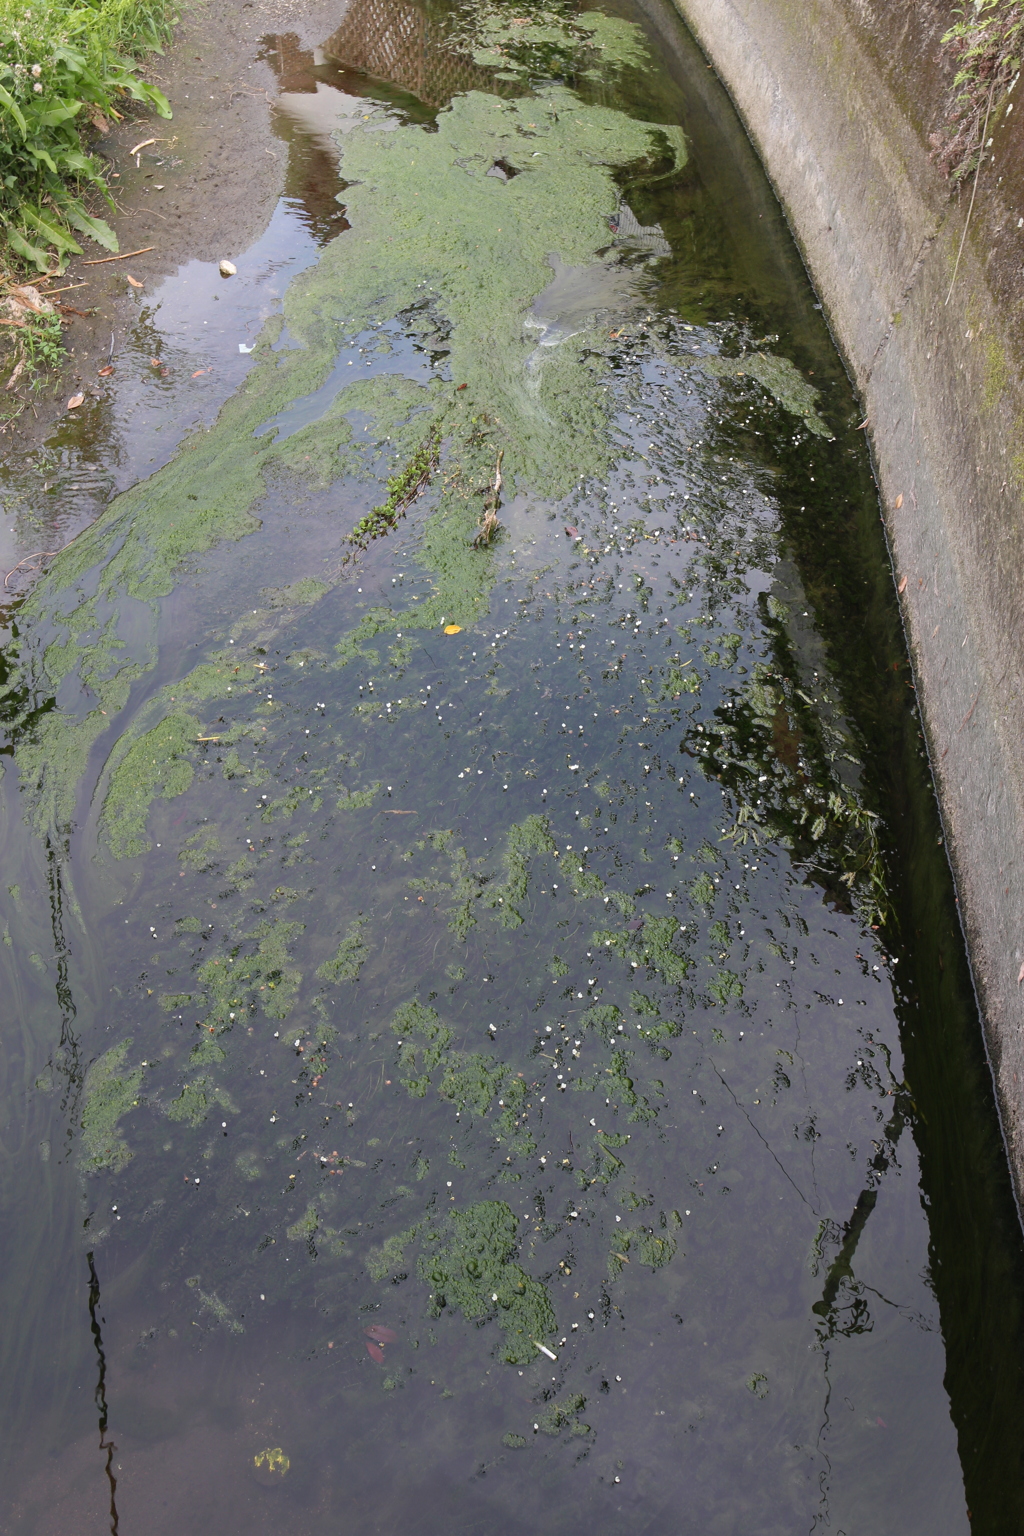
[346,424,443,552]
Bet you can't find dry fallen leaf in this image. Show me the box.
[1018,961,1024,985]
[443,624,462,635]
[67,393,85,409]
[98,365,114,377]
[150,357,161,367]
[894,493,904,509]
[8,284,54,317]
[191,368,209,378]
[126,274,143,289]
[897,576,908,594]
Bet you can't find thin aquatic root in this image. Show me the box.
[4,550,61,587]
[3,518,91,587]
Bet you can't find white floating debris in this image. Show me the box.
[219,259,237,277]
[534,1341,558,1361]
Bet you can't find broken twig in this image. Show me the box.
[81,246,155,266]
[473,448,504,548]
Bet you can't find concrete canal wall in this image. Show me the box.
[668,0,1024,1201]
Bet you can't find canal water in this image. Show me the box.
[2,0,1024,1531]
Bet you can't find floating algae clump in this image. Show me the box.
[316,87,685,495]
[406,815,557,937]
[608,1224,677,1279]
[536,1392,590,1436]
[4,77,683,853]
[161,917,305,1032]
[392,999,455,1097]
[694,351,832,438]
[80,1039,145,1172]
[484,814,557,926]
[253,1447,289,1486]
[418,1201,556,1365]
[317,917,369,983]
[186,1275,244,1334]
[166,1074,236,1128]
[368,1177,550,1319]
[99,712,199,859]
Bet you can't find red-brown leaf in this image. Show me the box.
[365,1325,397,1344]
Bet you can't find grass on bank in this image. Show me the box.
[935,0,1024,177]
[0,0,175,273]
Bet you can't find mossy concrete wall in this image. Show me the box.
[668,0,1024,1200]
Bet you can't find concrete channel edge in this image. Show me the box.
[669,0,1024,1206]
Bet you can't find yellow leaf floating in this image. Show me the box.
[444,625,462,635]
[253,1446,290,1486]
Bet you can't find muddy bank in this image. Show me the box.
[0,0,345,511]
[668,0,1024,1207]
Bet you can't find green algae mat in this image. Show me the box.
[1,0,1024,1531]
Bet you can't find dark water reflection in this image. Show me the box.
[2,2,1024,1533]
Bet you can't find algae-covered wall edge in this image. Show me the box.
[669,0,1024,1213]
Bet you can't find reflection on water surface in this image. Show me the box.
[2,0,1024,1533]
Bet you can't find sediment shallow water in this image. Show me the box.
[2,1,1024,1532]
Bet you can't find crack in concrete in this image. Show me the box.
[865,226,941,381]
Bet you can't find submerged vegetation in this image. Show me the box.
[80,1038,144,1171]
[0,0,966,1514]
[0,0,174,270]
